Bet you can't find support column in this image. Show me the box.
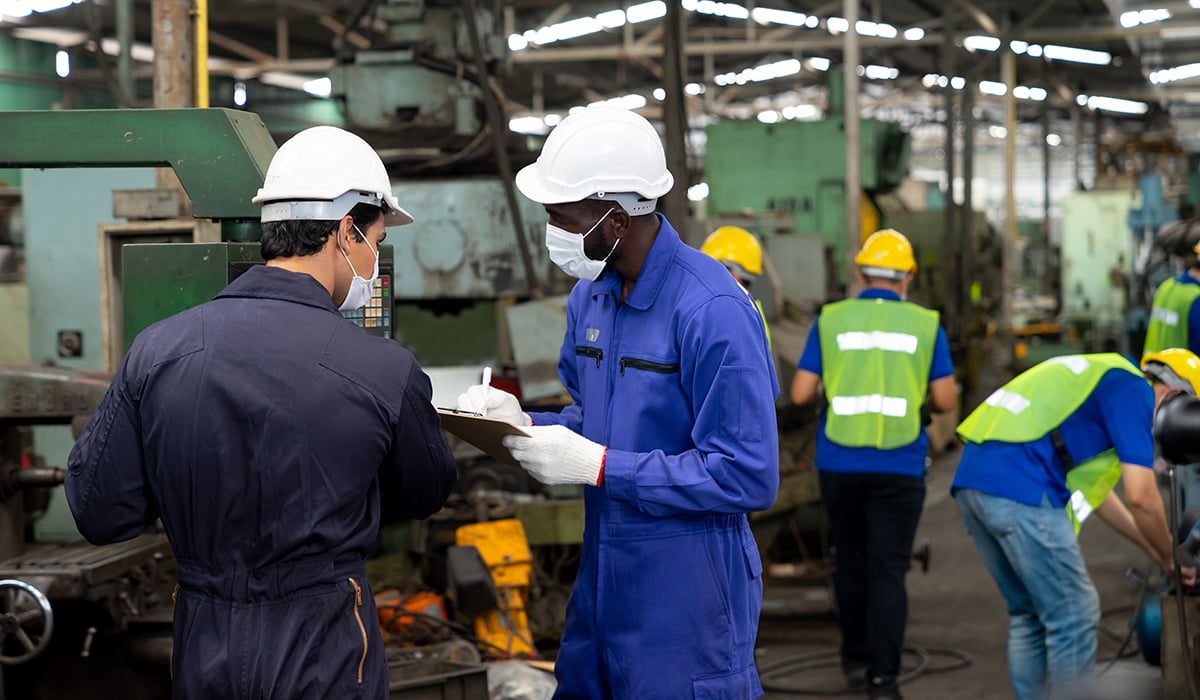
[662,0,690,234]
[1001,48,1017,343]
[844,0,861,295]
[152,0,193,204]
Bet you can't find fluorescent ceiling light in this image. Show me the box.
[904,27,925,41]
[652,87,666,100]
[964,35,1001,52]
[685,82,705,95]
[989,125,1007,139]
[1120,8,1170,28]
[687,182,709,202]
[1042,44,1111,65]
[1046,133,1062,146]
[302,77,331,97]
[780,104,822,120]
[951,76,966,90]
[1160,25,1200,40]
[979,80,1007,96]
[54,49,68,78]
[544,113,563,126]
[1010,40,1028,54]
[750,7,806,26]
[1150,62,1200,84]
[807,56,831,72]
[757,110,781,123]
[626,1,666,23]
[683,0,748,19]
[714,58,801,86]
[827,16,849,33]
[862,64,899,80]
[1086,95,1148,114]
[509,116,549,135]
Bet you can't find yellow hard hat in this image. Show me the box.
[1142,348,1200,396]
[701,226,763,277]
[854,228,917,279]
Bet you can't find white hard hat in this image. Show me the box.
[253,125,413,227]
[515,107,674,216]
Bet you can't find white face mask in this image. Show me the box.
[338,224,379,311]
[545,208,619,281]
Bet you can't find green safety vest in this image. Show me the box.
[755,298,772,352]
[957,353,1146,532]
[1144,278,1200,355]
[818,298,939,449]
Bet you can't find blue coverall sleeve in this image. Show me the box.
[381,362,459,519]
[64,359,158,545]
[604,295,780,516]
[1189,297,1200,355]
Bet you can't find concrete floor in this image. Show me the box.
[755,447,1166,700]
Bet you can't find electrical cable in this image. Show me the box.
[1096,564,1153,676]
[758,646,973,696]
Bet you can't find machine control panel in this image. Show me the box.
[227,256,394,339]
[340,275,392,336]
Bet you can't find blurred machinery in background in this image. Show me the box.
[703,72,909,295]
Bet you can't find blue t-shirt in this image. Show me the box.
[797,289,954,477]
[951,368,1155,507]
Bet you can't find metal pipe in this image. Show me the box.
[116,0,134,103]
[962,85,976,316]
[152,0,194,194]
[942,7,959,336]
[1042,103,1052,295]
[844,0,861,296]
[662,0,691,234]
[1072,106,1082,189]
[1002,48,1017,345]
[459,0,540,296]
[276,0,289,61]
[195,0,209,108]
[511,34,937,63]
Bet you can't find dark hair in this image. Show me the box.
[260,203,385,260]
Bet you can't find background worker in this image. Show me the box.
[1144,226,1200,358]
[790,229,957,700]
[952,350,1199,700]
[458,106,780,698]
[700,225,771,346]
[64,126,458,699]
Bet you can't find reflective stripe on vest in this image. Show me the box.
[818,298,939,449]
[1144,278,1200,355]
[1065,450,1122,534]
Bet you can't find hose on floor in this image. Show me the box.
[757,646,973,695]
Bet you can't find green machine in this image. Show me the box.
[703,73,910,287]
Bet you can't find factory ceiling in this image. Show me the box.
[5,0,1200,148]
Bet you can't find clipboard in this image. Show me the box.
[437,408,530,469]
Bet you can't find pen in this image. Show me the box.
[480,366,492,417]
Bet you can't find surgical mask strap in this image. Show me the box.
[339,223,378,278]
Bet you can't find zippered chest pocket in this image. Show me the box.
[576,345,604,367]
[620,357,680,375]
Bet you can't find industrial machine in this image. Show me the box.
[703,71,911,291]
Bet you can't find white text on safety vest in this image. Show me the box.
[1151,307,1180,327]
[831,394,909,417]
[984,389,1031,415]
[835,331,919,354]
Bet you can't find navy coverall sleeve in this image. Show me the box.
[380,361,458,519]
[65,360,158,545]
[605,295,780,515]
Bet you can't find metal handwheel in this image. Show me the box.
[0,579,53,665]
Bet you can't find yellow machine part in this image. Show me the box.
[455,519,537,657]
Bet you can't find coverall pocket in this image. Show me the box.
[718,367,764,442]
[692,665,759,699]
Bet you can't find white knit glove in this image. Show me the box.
[502,425,606,487]
[456,385,532,427]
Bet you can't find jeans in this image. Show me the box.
[954,488,1100,700]
[819,470,925,684]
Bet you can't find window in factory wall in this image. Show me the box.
[54,50,69,79]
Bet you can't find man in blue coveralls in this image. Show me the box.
[953,350,1199,700]
[790,229,957,700]
[457,106,780,698]
[65,126,457,699]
